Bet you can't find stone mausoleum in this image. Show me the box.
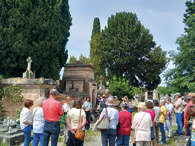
[61,64,97,107]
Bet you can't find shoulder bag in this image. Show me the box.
[96,108,110,130]
[75,109,85,141]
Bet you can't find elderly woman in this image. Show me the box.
[132,102,152,146]
[66,100,87,146]
[100,96,119,146]
[32,97,45,146]
[159,100,167,144]
[20,99,33,146]
[117,102,132,146]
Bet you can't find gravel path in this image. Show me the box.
[84,135,101,146]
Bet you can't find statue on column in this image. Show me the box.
[23,56,35,79]
[26,57,32,71]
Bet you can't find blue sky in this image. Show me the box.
[66,0,186,58]
[61,0,187,84]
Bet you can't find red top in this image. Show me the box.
[43,97,63,122]
[146,109,155,122]
[184,101,193,128]
[118,110,132,136]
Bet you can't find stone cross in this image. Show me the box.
[26,56,32,71]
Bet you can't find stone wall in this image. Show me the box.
[1,78,56,118]
[2,100,22,119]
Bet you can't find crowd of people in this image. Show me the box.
[19,88,195,146]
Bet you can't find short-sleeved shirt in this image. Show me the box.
[159,106,166,123]
[20,107,33,129]
[166,103,174,120]
[42,97,63,121]
[67,108,86,129]
[33,107,44,133]
[118,110,132,136]
[166,103,174,112]
[175,98,183,113]
[82,101,92,111]
[99,107,119,129]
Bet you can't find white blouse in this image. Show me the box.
[33,107,44,133]
[20,107,33,129]
[67,108,86,129]
[131,112,152,142]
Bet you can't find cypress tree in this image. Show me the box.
[91,17,101,39]
[90,17,105,83]
[0,0,72,80]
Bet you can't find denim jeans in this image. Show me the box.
[85,111,91,130]
[176,113,183,134]
[101,129,117,146]
[22,125,32,146]
[154,123,159,143]
[166,119,173,137]
[32,133,44,146]
[66,131,83,146]
[116,134,129,146]
[159,123,166,144]
[43,121,60,146]
[151,126,155,140]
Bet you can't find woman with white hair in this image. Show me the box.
[132,102,152,146]
[100,96,119,146]
[32,97,45,146]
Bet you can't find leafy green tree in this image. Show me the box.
[100,12,167,90]
[158,86,172,96]
[140,46,167,90]
[165,1,195,94]
[90,17,105,84]
[68,54,90,64]
[68,56,77,64]
[108,76,135,100]
[79,54,91,64]
[0,0,72,80]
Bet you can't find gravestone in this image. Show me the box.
[0,118,24,145]
[174,135,188,146]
